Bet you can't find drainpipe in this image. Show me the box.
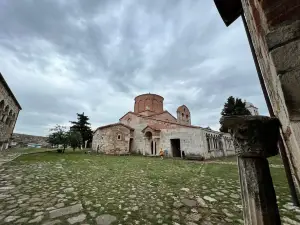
[241,13,300,206]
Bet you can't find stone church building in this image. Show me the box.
[0,73,22,150]
[92,93,235,159]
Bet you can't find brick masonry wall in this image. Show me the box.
[134,94,164,114]
[242,0,300,187]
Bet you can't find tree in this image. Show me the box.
[220,96,251,132]
[70,112,93,148]
[47,125,69,152]
[68,130,82,151]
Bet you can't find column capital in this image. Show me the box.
[221,115,280,158]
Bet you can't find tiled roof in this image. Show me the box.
[94,123,134,133]
[120,112,201,129]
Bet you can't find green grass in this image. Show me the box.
[213,155,284,166]
[1,151,299,225]
[7,147,56,154]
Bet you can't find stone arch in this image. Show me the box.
[138,100,144,112]
[6,110,13,125]
[206,134,211,151]
[0,100,4,121]
[145,98,152,110]
[145,131,153,139]
[2,105,9,122]
[9,113,16,127]
[0,100,4,110]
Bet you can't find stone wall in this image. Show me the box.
[92,124,132,155]
[241,0,300,188]
[11,133,49,147]
[0,73,21,150]
[119,112,235,158]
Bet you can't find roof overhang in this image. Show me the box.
[214,0,243,27]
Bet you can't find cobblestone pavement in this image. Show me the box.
[0,153,299,225]
[0,152,21,167]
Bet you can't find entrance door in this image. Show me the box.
[151,141,154,155]
[129,138,133,152]
[171,139,181,157]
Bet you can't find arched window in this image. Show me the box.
[206,134,210,151]
[0,100,4,121]
[182,113,184,117]
[2,105,9,122]
[117,134,121,140]
[0,100,4,110]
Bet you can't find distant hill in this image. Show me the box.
[12,133,49,147]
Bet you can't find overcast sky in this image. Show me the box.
[0,0,268,136]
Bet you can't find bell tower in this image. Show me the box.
[177,105,191,125]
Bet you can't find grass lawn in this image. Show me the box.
[0,150,299,225]
[212,155,284,166]
[7,147,58,154]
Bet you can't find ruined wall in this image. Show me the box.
[92,124,132,154]
[0,75,21,149]
[11,133,49,147]
[241,0,300,186]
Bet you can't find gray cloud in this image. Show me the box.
[0,0,268,135]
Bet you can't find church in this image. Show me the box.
[92,93,235,159]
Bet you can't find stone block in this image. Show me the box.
[270,39,300,73]
[279,68,300,119]
[266,20,300,50]
[49,204,83,219]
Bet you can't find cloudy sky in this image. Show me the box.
[0,0,268,136]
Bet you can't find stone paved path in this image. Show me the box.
[0,153,299,224]
[0,152,21,166]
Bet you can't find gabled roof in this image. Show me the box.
[146,110,177,121]
[119,111,201,129]
[119,111,135,121]
[141,124,168,132]
[94,123,134,134]
[0,72,22,110]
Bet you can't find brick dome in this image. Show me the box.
[134,94,164,114]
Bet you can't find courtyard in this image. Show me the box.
[0,150,300,225]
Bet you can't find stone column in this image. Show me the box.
[143,137,146,156]
[221,136,227,157]
[221,115,281,225]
